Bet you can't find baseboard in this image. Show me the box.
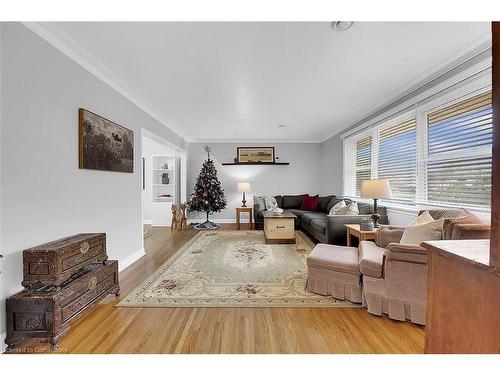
[1,331,6,353]
[119,248,145,272]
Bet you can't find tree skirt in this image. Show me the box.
[117,230,357,308]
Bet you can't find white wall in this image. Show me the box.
[320,134,343,197]
[0,23,186,339]
[187,143,323,222]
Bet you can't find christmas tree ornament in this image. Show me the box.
[188,146,227,229]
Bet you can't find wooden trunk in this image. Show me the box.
[6,260,120,351]
[22,233,108,287]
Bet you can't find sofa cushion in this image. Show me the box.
[326,197,341,213]
[357,202,387,215]
[357,202,372,214]
[358,241,385,278]
[282,194,307,209]
[302,212,326,225]
[301,194,319,211]
[307,244,360,275]
[310,219,326,234]
[274,195,283,208]
[318,195,335,212]
[253,196,266,212]
[288,209,309,218]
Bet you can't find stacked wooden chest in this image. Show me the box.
[5,233,120,351]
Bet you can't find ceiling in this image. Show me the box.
[53,22,490,142]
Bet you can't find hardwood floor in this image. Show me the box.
[14,224,424,354]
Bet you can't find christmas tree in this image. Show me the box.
[188,146,227,229]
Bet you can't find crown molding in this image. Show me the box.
[320,30,492,143]
[189,138,322,144]
[22,22,187,142]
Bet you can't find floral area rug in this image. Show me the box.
[117,230,356,308]
[143,226,153,239]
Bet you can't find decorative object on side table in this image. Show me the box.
[188,146,227,229]
[5,233,119,351]
[360,216,375,231]
[237,182,251,207]
[361,179,392,227]
[79,108,134,173]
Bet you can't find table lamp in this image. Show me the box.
[237,182,251,207]
[361,179,392,227]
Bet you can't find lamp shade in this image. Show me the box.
[237,182,251,193]
[361,179,392,199]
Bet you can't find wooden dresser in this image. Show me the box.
[422,240,500,353]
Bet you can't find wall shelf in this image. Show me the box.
[221,162,290,166]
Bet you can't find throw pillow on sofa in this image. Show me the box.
[328,200,346,215]
[301,194,319,211]
[400,214,445,245]
[343,201,359,215]
[263,195,278,210]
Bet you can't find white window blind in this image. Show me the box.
[378,117,417,202]
[342,78,492,211]
[426,91,492,208]
[355,136,372,196]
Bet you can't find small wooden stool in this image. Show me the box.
[236,207,253,230]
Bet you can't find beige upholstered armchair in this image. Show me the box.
[359,209,490,325]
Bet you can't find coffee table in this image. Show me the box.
[262,210,297,244]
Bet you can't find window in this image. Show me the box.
[425,92,492,208]
[343,84,492,210]
[378,117,417,202]
[355,136,372,196]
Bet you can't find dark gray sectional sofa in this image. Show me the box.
[253,194,388,245]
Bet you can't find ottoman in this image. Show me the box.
[306,244,362,303]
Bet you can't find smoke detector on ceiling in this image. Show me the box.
[331,21,354,32]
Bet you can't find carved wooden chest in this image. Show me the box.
[22,233,108,288]
[6,260,119,350]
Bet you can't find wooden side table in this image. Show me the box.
[345,224,377,246]
[236,207,253,230]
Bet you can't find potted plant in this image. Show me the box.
[360,216,375,231]
[161,172,170,185]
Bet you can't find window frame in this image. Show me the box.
[343,74,492,213]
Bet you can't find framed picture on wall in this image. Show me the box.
[79,108,134,173]
[237,146,275,163]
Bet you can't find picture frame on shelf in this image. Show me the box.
[236,146,275,163]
